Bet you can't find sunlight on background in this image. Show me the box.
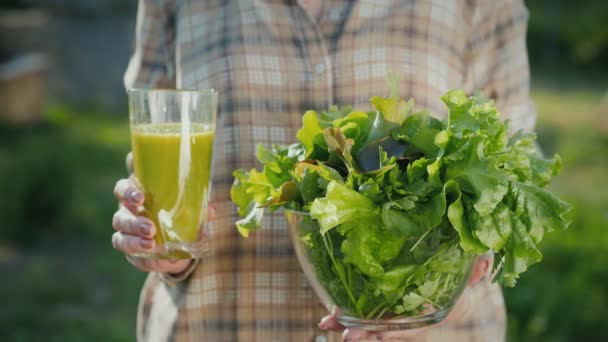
[0,1,606,341]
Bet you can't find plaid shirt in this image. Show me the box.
[125,0,533,340]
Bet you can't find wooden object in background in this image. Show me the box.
[0,54,48,125]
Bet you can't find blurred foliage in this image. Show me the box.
[526,0,608,70]
[0,104,131,245]
[0,0,29,9]
[505,87,608,342]
[0,122,72,245]
[0,107,145,341]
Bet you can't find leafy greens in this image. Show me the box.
[230,89,572,318]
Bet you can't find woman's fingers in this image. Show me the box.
[318,314,344,331]
[112,207,155,238]
[468,252,494,287]
[112,231,155,254]
[318,307,344,331]
[116,151,194,275]
[114,178,144,211]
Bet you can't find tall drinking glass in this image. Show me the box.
[128,89,217,260]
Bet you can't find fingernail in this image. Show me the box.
[140,222,154,236]
[140,238,154,249]
[318,322,327,330]
[130,191,143,203]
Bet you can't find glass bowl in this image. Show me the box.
[285,210,475,331]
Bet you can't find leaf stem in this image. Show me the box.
[375,306,390,320]
[365,302,385,319]
[410,224,435,252]
[321,232,361,316]
[422,296,442,309]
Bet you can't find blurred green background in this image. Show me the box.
[0,1,606,341]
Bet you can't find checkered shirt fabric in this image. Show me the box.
[125,0,532,340]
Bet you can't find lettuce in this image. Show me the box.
[230,88,572,317]
[310,181,379,234]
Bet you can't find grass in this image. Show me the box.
[0,83,606,341]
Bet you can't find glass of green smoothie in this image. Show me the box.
[128,88,217,260]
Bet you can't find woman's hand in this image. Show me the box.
[112,176,193,274]
[318,253,494,341]
[111,152,214,274]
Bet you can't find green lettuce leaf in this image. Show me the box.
[235,203,265,237]
[500,211,543,287]
[530,154,563,187]
[323,127,357,170]
[445,180,489,254]
[373,265,417,293]
[399,292,425,312]
[341,219,407,277]
[380,189,446,237]
[296,110,329,159]
[256,144,301,187]
[513,182,572,242]
[295,167,322,204]
[310,181,379,234]
[320,105,353,122]
[230,169,274,217]
[332,111,374,153]
[393,111,443,157]
[370,74,414,124]
[445,143,509,216]
[469,203,513,251]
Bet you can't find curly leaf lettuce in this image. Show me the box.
[310,181,380,234]
[231,86,572,309]
[430,90,572,285]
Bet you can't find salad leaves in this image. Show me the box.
[230,89,572,316]
[310,181,379,234]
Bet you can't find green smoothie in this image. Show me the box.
[131,123,214,250]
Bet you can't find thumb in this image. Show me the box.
[318,307,344,331]
[468,252,494,287]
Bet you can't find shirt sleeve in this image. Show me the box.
[124,0,176,89]
[465,0,536,132]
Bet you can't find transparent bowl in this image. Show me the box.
[285,210,475,331]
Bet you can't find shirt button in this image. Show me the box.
[313,336,327,342]
[315,62,325,74]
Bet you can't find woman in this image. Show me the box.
[112,0,534,340]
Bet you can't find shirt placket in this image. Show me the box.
[296,1,334,109]
[293,5,335,342]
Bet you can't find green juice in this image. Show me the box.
[131,123,214,251]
